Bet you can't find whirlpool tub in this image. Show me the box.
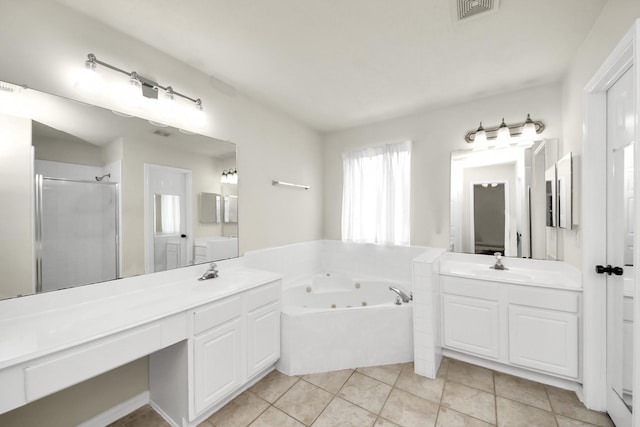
[277,272,414,375]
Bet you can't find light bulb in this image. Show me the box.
[75,59,102,94]
[521,114,537,141]
[473,122,488,151]
[188,100,206,129]
[118,72,143,108]
[159,86,178,124]
[221,170,228,184]
[496,118,511,148]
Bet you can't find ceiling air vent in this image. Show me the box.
[153,129,172,138]
[457,0,498,21]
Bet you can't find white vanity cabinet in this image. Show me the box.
[442,278,500,359]
[192,296,245,415]
[189,280,281,419]
[507,286,579,378]
[441,275,581,380]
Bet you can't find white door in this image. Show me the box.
[144,164,192,273]
[604,65,634,426]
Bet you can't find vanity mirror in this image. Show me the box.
[450,139,559,260]
[0,81,237,300]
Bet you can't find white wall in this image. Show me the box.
[561,1,640,268]
[323,83,563,249]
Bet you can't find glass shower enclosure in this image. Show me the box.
[35,175,119,293]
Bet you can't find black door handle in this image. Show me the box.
[181,234,187,238]
[595,264,624,276]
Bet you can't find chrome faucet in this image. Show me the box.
[198,262,219,280]
[389,286,411,303]
[492,252,507,270]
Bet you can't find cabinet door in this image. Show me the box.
[247,301,280,378]
[193,318,243,415]
[508,305,578,378]
[443,294,499,358]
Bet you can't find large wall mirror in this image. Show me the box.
[0,81,237,300]
[450,139,559,260]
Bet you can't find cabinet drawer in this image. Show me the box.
[508,287,579,313]
[246,281,281,312]
[25,324,163,402]
[441,276,500,301]
[193,296,242,335]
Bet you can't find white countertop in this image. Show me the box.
[437,252,582,291]
[0,264,282,370]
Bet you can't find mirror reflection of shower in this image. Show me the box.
[35,170,120,293]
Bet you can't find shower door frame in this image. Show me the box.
[34,175,120,293]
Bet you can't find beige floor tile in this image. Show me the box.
[274,379,333,425]
[207,391,270,427]
[436,358,450,379]
[121,404,170,427]
[250,370,300,403]
[441,381,496,425]
[198,421,215,427]
[446,359,494,393]
[546,386,614,427]
[311,397,377,427]
[394,367,445,403]
[496,397,556,427]
[436,406,495,427]
[249,406,305,427]
[357,364,404,385]
[374,417,402,426]
[494,371,551,411]
[338,372,393,414]
[379,388,439,427]
[556,415,602,426]
[303,369,353,393]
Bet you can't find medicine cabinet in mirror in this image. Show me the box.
[557,152,573,229]
[450,139,559,260]
[200,192,221,224]
[0,81,238,300]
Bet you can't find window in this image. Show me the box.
[341,140,411,245]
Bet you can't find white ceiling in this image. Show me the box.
[57,0,607,133]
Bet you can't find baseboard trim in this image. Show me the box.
[77,391,149,427]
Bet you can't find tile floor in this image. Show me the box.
[111,357,615,427]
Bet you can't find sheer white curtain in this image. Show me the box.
[341,140,411,245]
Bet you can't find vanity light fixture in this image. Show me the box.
[495,118,511,148]
[78,53,204,124]
[465,114,545,145]
[222,168,238,184]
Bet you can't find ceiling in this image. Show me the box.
[57,0,607,133]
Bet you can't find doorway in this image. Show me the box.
[583,25,637,425]
[144,164,192,273]
[470,181,508,256]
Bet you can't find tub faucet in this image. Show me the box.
[492,252,507,270]
[198,262,219,280]
[389,286,411,303]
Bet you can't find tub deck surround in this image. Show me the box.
[278,272,415,375]
[411,248,448,379]
[0,260,283,424]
